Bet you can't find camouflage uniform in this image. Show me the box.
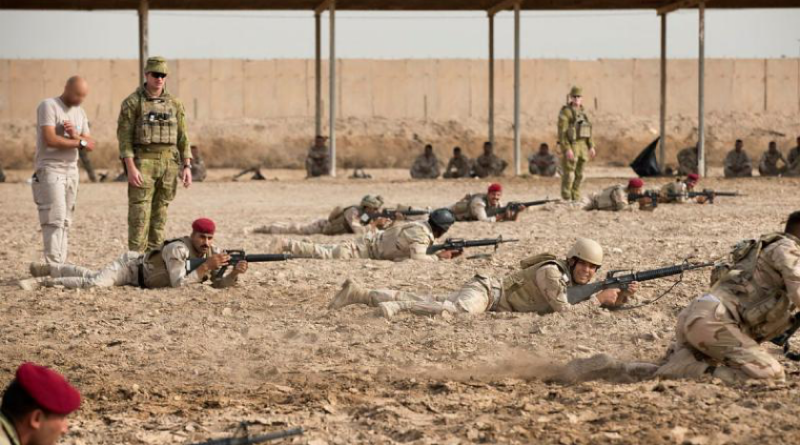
[254,205,370,236]
[677,147,698,176]
[306,145,330,177]
[788,145,800,168]
[558,100,595,200]
[583,184,631,211]
[332,253,612,318]
[0,412,19,445]
[758,148,786,177]
[443,153,472,178]
[277,220,438,261]
[410,153,441,179]
[659,181,690,204]
[657,234,800,382]
[473,153,507,178]
[117,57,190,252]
[723,149,753,178]
[449,193,503,222]
[528,151,559,177]
[22,237,237,290]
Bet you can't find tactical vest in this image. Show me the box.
[564,106,592,142]
[143,237,209,288]
[660,181,687,203]
[371,221,434,260]
[591,185,626,211]
[323,205,359,235]
[451,193,486,221]
[712,233,794,342]
[497,253,571,315]
[134,93,179,146]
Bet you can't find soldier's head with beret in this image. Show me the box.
[190,218,216,255]
[144,56,169,91]
[1,363,81,445]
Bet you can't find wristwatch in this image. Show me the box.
[183,163,192,170]
[79,140,88,149]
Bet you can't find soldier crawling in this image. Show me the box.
[249,195,389,236]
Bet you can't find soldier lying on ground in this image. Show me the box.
[18,218,247,290]
[658,174,711,204]
[328,238,637,318]
[584,178,655,212]
[449,183,525,222]
[657,211,800,384]
[269,208,460,262]
[249,195,390,236]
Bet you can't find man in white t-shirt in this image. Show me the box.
[33,76,96,263]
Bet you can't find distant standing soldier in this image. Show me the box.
[443,146,472,179]
[558,86,596,200]
[190,145,207,182]
[118,57,192,253]
[758,141,787,177]
[723,139,753,178]
[33,76,96,264]
[677,145,699,176]
[409,144,441,179]
[528,142,558,177]
[78,149,98,182]
[473,142,507,178]
[306,135,331,177]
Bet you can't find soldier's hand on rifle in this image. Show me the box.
[509,205,526,221]
[638,197,655,212]
[596,288,622,307]
[393,211,406,221]
[232,260,248,275]
[371,217,390,229]
[436,249,462,260]
[205,253,230,271]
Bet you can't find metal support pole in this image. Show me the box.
[329,1,337,177]
[488,14,495,147]
[513,3,521,176]
[659,13,667,173]
[698,2,706,177]
[138,0,149,86]
[315,12,322,137]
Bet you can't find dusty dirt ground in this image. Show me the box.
[1,168,799,445]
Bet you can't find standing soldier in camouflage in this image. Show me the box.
[677,145,699,176]
[118,57,192,253]
[306,135,331,177]
[657,211,800,383]
[443,146,472,179]
[558,87,596,201]
[528,143,558,177]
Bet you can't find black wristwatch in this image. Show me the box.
[183,164,192,170]
[79,139,88,149]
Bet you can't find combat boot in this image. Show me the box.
[18,277,54,290]
[28,262,51,277]
[378,302,402,319]
[328,279,371,310]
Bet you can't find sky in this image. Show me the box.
[0,9,799,60]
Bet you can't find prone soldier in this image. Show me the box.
[448,183,524,222]
[584,178,654,212]
[19,218,247,290]
[250,195,388,236]
[658,174,711,204]
[328,238,636,318]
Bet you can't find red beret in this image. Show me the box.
[16,363,81,415]
[628,178,644,189]
[686,173,700,182]
[192,218,216,234]
[487,183,503,193]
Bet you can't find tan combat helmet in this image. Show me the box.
[567,238,603,267]
[361,195,384,209]
[569,86,582,97]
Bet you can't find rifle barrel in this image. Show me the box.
[243,253,292,262]
[189,427,304,445]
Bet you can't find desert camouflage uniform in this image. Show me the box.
[306,145,330,177]
[449,193,503,222]
[558,105,594,200]
[253,205,370,236]
[339,253,613,318]
[584,184,631,211]
[528,151,558,176]
[279,221,437,261]
[443,154,472,178]
[657,234,800,382]
[118,82,190,252]
[758,149,786,177]
[723,149,753,178]
[28,237,237,289]
[473,153,507,178]
[0,412,20,445]
[677,147,698,176]
[659,181,690,204]
[410,154,441,179]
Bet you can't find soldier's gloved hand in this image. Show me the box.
[205,253,230,271]
[565,149,575,161]
[232,260,248,275]
[589,147,597,159]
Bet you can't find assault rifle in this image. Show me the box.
[360,208,430,223]
[486,199,560,217]
[566,261,715,305]
[427,236,519,255]
[186,250,292,279]
[669,189,739,204]
[771,314,800,362]
[188,427,304,445]
[628,190,659,208]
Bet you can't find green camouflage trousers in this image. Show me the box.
[128,151,179,252]
[561,141,590,201]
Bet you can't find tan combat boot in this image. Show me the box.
[378,302,402,319]
[18,277,53,290]
[328,279,371,310]
[29,262,51,277]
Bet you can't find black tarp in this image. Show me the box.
[630,137,661,177]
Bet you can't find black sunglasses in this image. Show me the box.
[150,72,167,79]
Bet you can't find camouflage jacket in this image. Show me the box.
[117,85,191,160]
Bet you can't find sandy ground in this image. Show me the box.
[1,168,799,444]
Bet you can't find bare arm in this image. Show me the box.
[41,125,80,150]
